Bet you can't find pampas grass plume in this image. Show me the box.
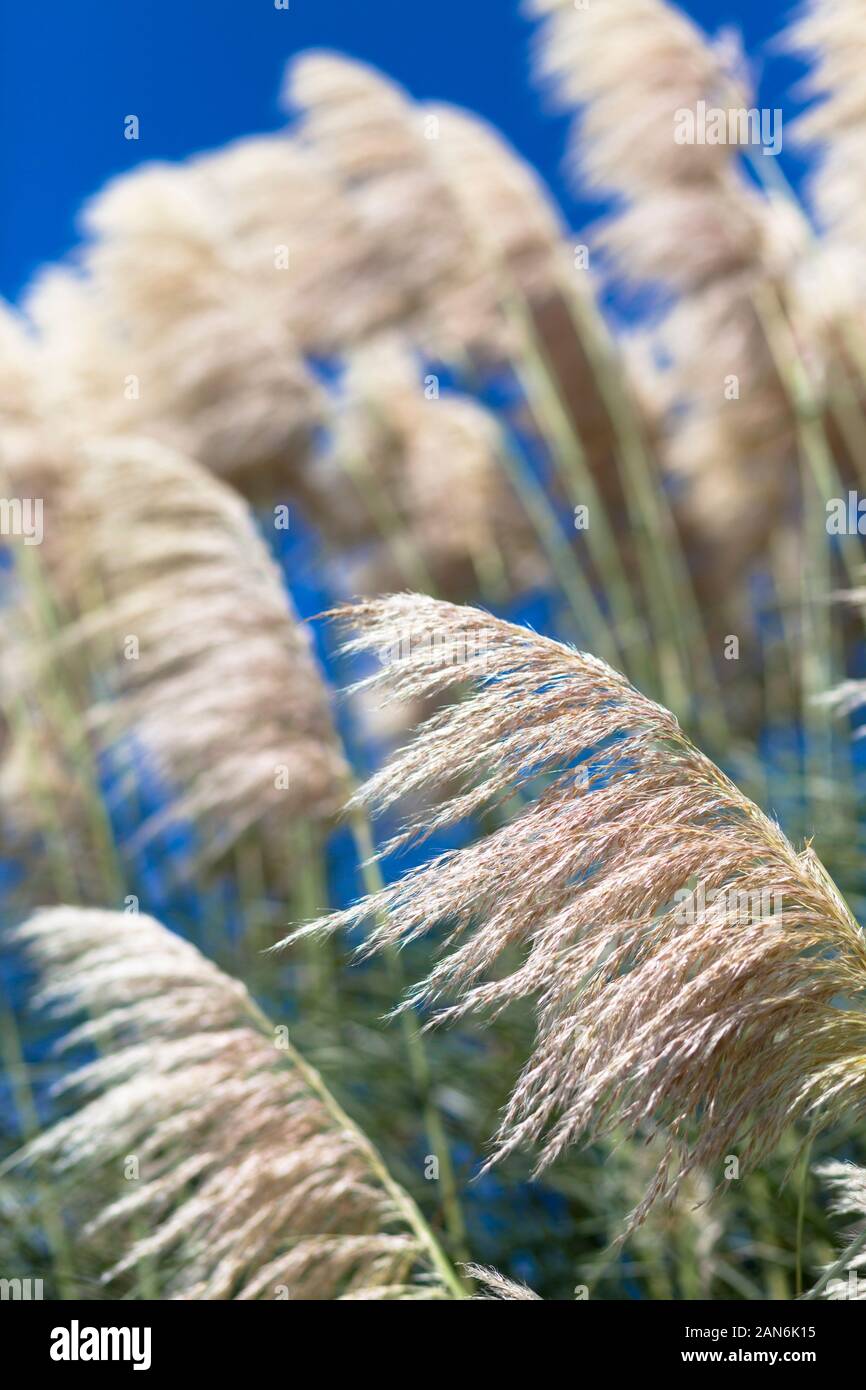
[282,595,866,1225]
[10,906,458,1300]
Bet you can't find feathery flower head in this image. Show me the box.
[524,1,802,572]
[63,437,348,858]
[11,907,455,1300]
[326,337,542,597]
[786,0,866,246]
[283,596,866,1225]
[0,300,63,495]
[422,102,568,303]
[285,52,527,359]
[527,0,750,194]
[0,301,42,435]
[812,1161,866,1299]
[286,53,473,342]
[190,133,401,356]
[465,1265,542,1300]
[60,154,326,491]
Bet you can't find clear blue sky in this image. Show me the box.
[0,0,808,303]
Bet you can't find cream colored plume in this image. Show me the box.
[421,103,567,302]
[526,0,750,198]
[407,105,662,531]
[0,301,42,437]
[21,437,348,862]
[10,906,458,1300]
[30,149,326,493]
[811,1161,866,1299]
[325,336,543,597]
[189,134,387,355]
[285,52,524,358]
[787,0,866,246]
[465,1265,542,1300]
[287,48,665,523]
[282,596,866,1225]
[24,271,130,444]
[527,0,805,567]
[0,300,65,502]
[0,306,80,864]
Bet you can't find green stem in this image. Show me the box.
[347,809,473,1277]
[241,989,467,1300]
[795,1138,813,1299]
[558,282,731,748]
[339,447,439,597]
[497,441,619,663]
[0,1003,77,1299]
[290,818,337,1018]
[506,305,652,684]
[12,545,126,904]
[753,284,859,841]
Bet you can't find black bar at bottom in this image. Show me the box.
[4,1296,860,1376]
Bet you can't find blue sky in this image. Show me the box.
[0,0,809,303]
